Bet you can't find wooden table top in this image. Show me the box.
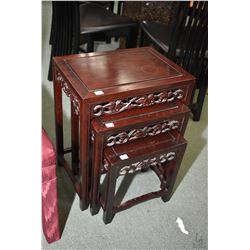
[53,47,195,100]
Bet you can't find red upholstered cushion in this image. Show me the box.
[42,128,60,243]
[42,129,56,168]
[42,129,56,183]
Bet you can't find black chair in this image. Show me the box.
[77,2,138,52]
[140,1,208,121]
[49,1,115,46]
[48,1,138,81]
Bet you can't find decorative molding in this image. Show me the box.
[106,120,179,147]
[92,89,184,117]
[56,71,80,115]
[103,152,176,176]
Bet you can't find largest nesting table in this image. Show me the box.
[52,47,195,210]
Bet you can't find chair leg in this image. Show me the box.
[192,82,207,121]
[49,2,55,45]
[105,37,112,44]
[103,166,118,224]
[139,29,144,47]
[158,47,165,55]
[117,1,123,16]
[86,40,94,53]
[109,1,115,12]
[140,30,151,47]
[126,26,138,48]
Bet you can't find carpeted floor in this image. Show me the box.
[42,2,207,249]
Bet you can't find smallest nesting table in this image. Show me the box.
[52,47,195,212]
[99,130,187,224]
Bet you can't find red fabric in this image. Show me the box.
[42,128,60,243]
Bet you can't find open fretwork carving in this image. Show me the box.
[105,120,179,147]
[102,152,176,176]
[93,89,184,117]
[56,71,80,115]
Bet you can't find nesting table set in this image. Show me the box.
[52,47,195,224]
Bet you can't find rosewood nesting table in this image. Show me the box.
[90,102,190,215]
[101,131,187,223]
[52,47,195,211]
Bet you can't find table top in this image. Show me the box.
[53,47,195,101]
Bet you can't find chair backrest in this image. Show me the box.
[168,1,208,80]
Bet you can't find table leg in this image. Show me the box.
[79,101,90,210]
[161,160,176,202]
[90,134,103,215]
[71,102,79,175]
[103,165,118,224]
[162,146,186,202]
[53,68,64,164]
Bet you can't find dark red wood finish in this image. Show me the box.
[52,47,195,211]
[71,102,79,175]
[101,132,187,224]
[90,101,190,215]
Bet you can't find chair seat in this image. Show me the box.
[80,3,136,35]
